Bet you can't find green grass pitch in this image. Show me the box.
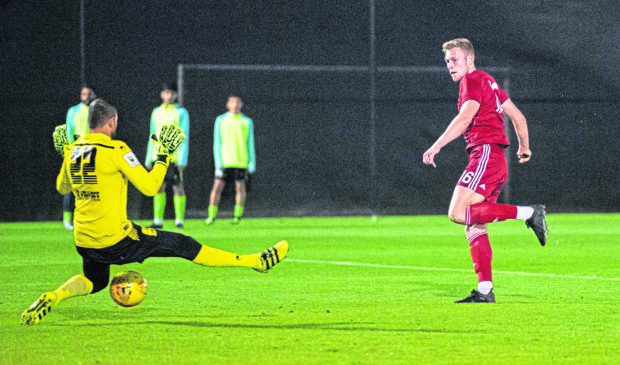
[1,214,619,364]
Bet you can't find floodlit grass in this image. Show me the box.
[1,214,619,364]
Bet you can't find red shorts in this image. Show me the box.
[457,144,507,203]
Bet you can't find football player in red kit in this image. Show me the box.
[423,38,548,303]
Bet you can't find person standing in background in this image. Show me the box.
[205,94,255,225]
[63,86,96,230]
[145,82,190,229]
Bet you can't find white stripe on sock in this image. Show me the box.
[516,206,534,221]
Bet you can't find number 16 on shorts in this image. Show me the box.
[460,171,475,185]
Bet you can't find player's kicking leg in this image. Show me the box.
[21,274,94,325]
[465,202,548,246]
[525,204,548,246]
[451,186,548,246]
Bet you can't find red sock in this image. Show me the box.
[468,232,492,283]
[466,202,517,225]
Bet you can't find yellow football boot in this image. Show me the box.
[21,292,57,326]
[253,240,289,273]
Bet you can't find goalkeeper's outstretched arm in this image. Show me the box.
[120,157,168,196]
[122,124,186,196]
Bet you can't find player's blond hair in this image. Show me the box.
[442,38,474,55]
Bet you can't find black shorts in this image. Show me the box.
[217,168,248,182]
[164,163,183,185]
[76,223,202,293]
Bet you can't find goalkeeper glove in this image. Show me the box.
[150,124,186,161]
[53,125,71,157]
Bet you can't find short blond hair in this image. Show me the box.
[442,38,474,55]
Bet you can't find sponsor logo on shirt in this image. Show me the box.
[123,151,141,168]
[75,190,101,201]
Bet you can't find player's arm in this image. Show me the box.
[118,149,168,196]
[145,112,156,169]
[213,118,223,172]
[56,157,72,195]
[247,118,256,173]
[176,108,190,167]
[502,98,531,163]
[121,124,186,196]
[423,100,480,167]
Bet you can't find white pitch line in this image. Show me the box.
[288,259,620,282]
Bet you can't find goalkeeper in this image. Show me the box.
[145,82,189,229]
[22,99,288,326]
[61,86,96,230]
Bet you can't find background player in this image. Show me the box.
[205,94,256,225]
[145,82,189,229]
[422,38,548,303]
[22,99,287,325]
[62,86,96,230]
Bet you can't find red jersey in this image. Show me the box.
[458,70,510,151]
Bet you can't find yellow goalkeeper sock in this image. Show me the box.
[53,274,93,304]
[193,245,259,268]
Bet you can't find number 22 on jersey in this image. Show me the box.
[70,147,98,185]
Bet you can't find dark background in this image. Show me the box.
[1,0,618,221]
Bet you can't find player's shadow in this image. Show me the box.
[69,320,470,333]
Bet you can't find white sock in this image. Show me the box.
[516,206,534,221]
[153,218,163,225]
[175,219,183,225]
[478,281,493,295]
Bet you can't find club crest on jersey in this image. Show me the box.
[123,152,141,168]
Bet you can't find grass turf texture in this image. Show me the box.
[1,214,618,364]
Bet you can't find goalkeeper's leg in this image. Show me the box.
[140,225,288,271]
[21,260,109,325]
[21,274,94,325]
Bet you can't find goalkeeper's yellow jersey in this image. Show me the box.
[57,133,167,249]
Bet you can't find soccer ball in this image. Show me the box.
[109,270,147,307]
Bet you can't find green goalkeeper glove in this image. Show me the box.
[150,124,186,158]
[53,125,71,156]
